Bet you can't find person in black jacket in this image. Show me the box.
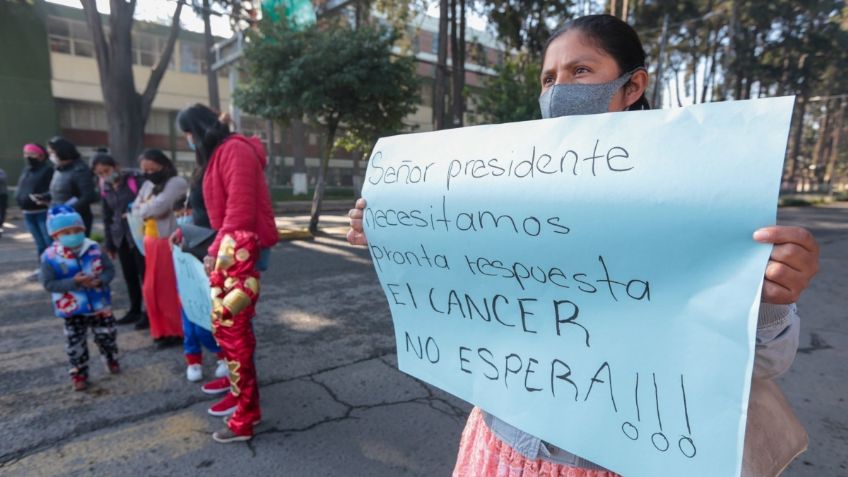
[92,152,149,328]
[16,144,54,275]
[46,137,98,237]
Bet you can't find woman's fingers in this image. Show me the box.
[761,279,796,305]
[753,226,818,253]
[754,226,819,304]
[346,228,368,246]
[346,198,368,245]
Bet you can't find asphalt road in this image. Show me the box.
[0,206,845,476]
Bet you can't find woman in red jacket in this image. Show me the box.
[177,104,278,443]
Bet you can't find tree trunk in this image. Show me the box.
[701,27,719,103]
[672,66,683,107]
[352,149,365,199]
[309,120,338,234]
[784,95,807,186]
[651,13,669,107]
[450,0,466,127]
[266,119,275,188]
[291,118,308,195]
[81,0,184,167]
[823,98,845,188]
[811,101,832,186]
[203,0,220,110]
[433,0,449,130]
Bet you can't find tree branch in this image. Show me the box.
[80,0,110,80]
[141,0,185,117]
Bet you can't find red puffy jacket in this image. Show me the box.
[203,135,279,257]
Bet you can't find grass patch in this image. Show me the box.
[779,196,826,207]
[89,230,106,243]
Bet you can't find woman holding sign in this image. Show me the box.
[348,14,819,477]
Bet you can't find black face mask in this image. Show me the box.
[144,170,168,185]
[26,157,41,167]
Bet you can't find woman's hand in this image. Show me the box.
[203,255,215,276]
[169,229,183,247]
[346,198,368,246]
[754,226,820,304]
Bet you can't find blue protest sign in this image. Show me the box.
[126,207,146,256]
[172,246,212,331]
[361,97,795,477]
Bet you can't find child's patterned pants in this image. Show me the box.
[64,314,118,378]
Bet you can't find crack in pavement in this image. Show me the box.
[254,398,462,443]
[243,367,469,454]
[0,351,396,468]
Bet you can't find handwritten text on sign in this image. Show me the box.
[361,97,794,477]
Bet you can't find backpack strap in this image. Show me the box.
[127,175,139,195]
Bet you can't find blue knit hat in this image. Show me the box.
[47,205,84,236]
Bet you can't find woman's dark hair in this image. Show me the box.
[138,148,178,195]
[542,14,650,111]
[47,136,82,162]
[91,152,118,170]
[176,104,232,169]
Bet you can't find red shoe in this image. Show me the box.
[72,375,87,391]
[201,377,230,395]
[212,426,252,443]
[208,392,238,417]
[107,359,120,374]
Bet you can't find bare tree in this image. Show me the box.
[80,0,185,167]
[433,0,449,129]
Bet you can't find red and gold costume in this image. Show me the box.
[210,231,262,436]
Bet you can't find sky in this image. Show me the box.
[47,0,237,37]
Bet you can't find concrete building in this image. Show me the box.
[1,1,506,193]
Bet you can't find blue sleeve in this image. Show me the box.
[40,260,79,293]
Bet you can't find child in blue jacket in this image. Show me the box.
[40,206,119,391]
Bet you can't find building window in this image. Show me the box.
[180,41,207,74]
[47,16,97,58]
[58,101,109,131]
[420,80,434,107]
[467,42,487,67]
[47,16,175,69]
[132,32,174,68]
[431,33,439,55]
[146,110,173,135]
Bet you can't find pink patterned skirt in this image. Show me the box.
[453,407,621,477]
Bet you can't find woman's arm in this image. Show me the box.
[137,177,189,220]
[39,261,80,293]
[72,165,98,210]
[753,304,800,379]
[207,143,261,257]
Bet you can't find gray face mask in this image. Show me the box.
[539,69,641,119]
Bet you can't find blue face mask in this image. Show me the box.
[187,138,197,151]
[58,232,85,249]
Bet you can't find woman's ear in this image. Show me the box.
[623,69,649,109]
